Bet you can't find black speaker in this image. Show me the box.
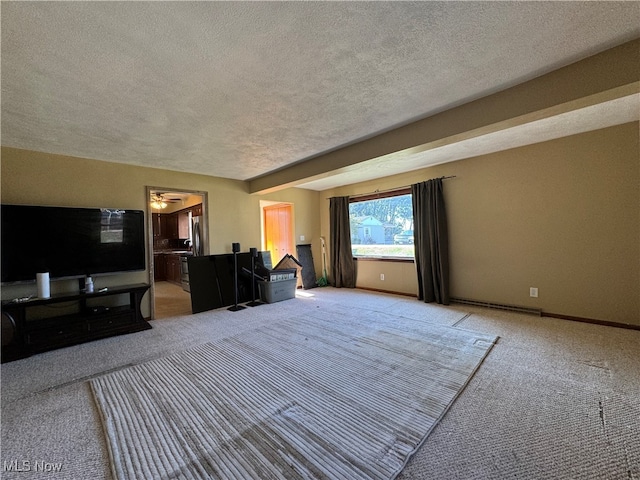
[228,245,245,312]
[247,247,263,307]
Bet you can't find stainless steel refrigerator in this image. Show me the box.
[182,212,204,292]
[190,213,204,257]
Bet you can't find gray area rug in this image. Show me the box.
[91,314,497,480]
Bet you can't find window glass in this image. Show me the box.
[100,209,124,243]
[349,192,414,258]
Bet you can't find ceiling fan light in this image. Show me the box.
[151,200,167,209]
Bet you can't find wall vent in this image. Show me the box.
[451,297,542,316]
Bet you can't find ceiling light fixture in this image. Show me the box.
[150,194,168,209]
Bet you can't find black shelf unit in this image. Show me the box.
[1,283,151,363]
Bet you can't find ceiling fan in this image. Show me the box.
[150,193,182,209]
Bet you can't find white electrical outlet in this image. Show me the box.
[299,235,305,241]
[530,287,539,298]
[380,274,385,281]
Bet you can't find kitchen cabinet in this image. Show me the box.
[153,213,168,238]
[153,254,166,281]
[164,214,179,240]
[166,254,182,285]
[153,254,180,284]
[154,206,200,241]
[178,211,190,239]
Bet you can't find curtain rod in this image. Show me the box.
[328,175,456,200]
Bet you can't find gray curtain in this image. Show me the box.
[411,178,450,304]
[329,196,356,288]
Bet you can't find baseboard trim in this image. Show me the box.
[355,288,640,331]
[451,297,542,316]
[356,286,417,298]
[543,312,640,331]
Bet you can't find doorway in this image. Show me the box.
[262,202,294,266]
[146,187,208,320]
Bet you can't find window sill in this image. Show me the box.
[353,257,414,263]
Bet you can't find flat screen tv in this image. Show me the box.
[1,204,146,284]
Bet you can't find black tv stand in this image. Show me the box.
[1,283,151,363]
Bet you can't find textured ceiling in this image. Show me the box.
[298,93,640,190]
[2,2,639,189]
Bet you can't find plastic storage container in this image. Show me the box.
[258,278,297,303]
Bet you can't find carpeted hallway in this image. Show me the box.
[1,288,638,479]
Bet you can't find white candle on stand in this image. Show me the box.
[37,272,50,298]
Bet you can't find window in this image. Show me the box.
[349,189,414,259]
[100,209,124,243]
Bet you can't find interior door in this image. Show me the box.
[264,204,293,265]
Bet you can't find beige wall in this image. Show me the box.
[321,122,640,325]
[1,147,321,315]
[2,121,638,325]
[354,261,417,296]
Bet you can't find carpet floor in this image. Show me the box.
[1,287,638,479]
[91,315,496,479]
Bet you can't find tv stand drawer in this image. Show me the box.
[88,312,136,333]
[27,322,86,349]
